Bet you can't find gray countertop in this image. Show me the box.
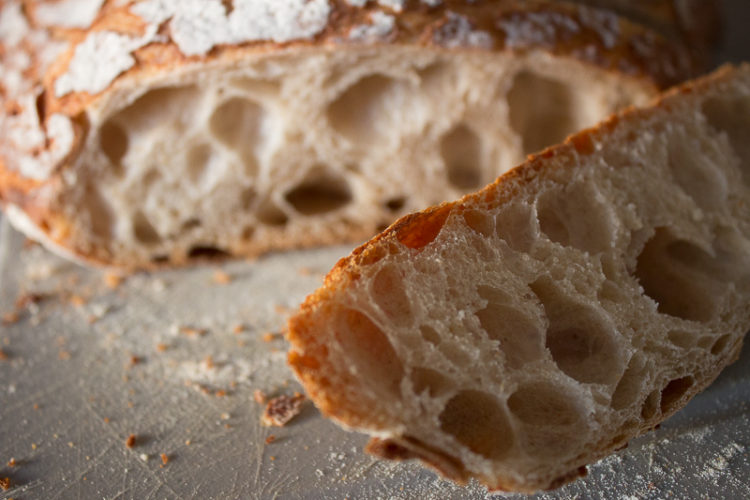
[2,2,750,499]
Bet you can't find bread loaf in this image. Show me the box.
[0,0,708,269]
[287,64,750,493]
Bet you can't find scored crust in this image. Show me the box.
[287,64,750,492]
[0,0,711,269]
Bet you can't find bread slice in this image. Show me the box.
[0,0,708,269]
[287,64,750,493]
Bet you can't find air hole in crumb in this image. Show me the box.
[187,245,230,260]
[530,278,621,385]
[186,143,213,184]
[702,96,750,182]
[439,390,514,459]
[181,218,201,231]
[284,167,351,215]
[710,334,731,356]
[667,134,728,210]
[420,325,441,345]
[659,377,693,415]
[371,265,411,324]
[241,187,256,210]
[441,124,483,190]
[667,330,697,349]
[476,285,543,369]
[256,199,288,226]
[641,390,660,419]
[99,121,128,175]
[507,381,584,457]
[84,186,116,239]
[418,62,451,91]
[210,96,266,175]
[385,197,406,213]
[115,86,199,131]
[494,203,538,252]
[242,226,254,239]
[328,75,413,146]
[463,210,495,238]
[132,211,160,245]
[411,367,453,397]
[536,183,614,254]
[334,308,404,395]
[396,206,451,250]
[634,228,720,322]
[151,255,168,263]
[611,354,646,410]
[508,71,578,156]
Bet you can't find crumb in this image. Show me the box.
[125,434,136,448]
[232,324,245,334]
[224,423,231,429]
[104,273,122,289]
[31,443,37,450]
[128,355,141,366]
[185,439,191,446]
[262,332,277,343]
[220,412,230,421]
[68,441,74,448]
[1,312,19,325]
[33,403,39,410]
[212,270,232,285]
[58,350,71,360]
[262,393,306,427]
[254,389,267,404]
[140,453,149,461]
[265,435,276,445]
[86,315,99,324]
[203,355,214,369]
[127,401,134,408]
[69,295,86,307]
[103,417,110,423]
[160,453,169,465]
[0,348,8,361]
[0,477,10,490]
[155,343,168,352]
[7,458,16,467]
[215,389,227,397]
[270,456,276,461]
[15,292,45,310]
[180,326,207,337]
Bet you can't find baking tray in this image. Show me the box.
[2,2,750,498]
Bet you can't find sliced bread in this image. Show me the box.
[0,0,707,269]
[287,64,750,493]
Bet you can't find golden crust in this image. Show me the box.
[0,0,711,267]
[286,63,749,491]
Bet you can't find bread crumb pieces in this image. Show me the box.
[68,441,74,448]
[125,434,136,448]
[180,326,207,337]
[33,403,39,410]
[103,417,110,423]
[7,458,16,467]
[104,273,123,289]
[185,439,191,446]
[262,332,278,342]
[270,456,276,461]
[262,393,306,427]
[160,453,169,465]
[215,389,227,397]
[0,349,8,361]
[140,453,149,461]
[212,270,232,285]
[203,355,214,369]
[0,477,10,490]
[254,389,267,404]
[232,324,245,334]
[2,312,19,325]
[58,350,71,360]
[69,295,86,307]
[265,435,277,445]
[31,443,37,450]
[220,412,230,421]
[155,343,168,352]
[128,355,141,367]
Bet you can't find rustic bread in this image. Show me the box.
[287,64,750,493]
[0,0,708,269]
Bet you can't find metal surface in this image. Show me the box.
[2,3,750,498]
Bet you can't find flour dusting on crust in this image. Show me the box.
[34,0,106,29]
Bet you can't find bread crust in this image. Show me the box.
[0,0,708,268]
[287,63,750,492]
